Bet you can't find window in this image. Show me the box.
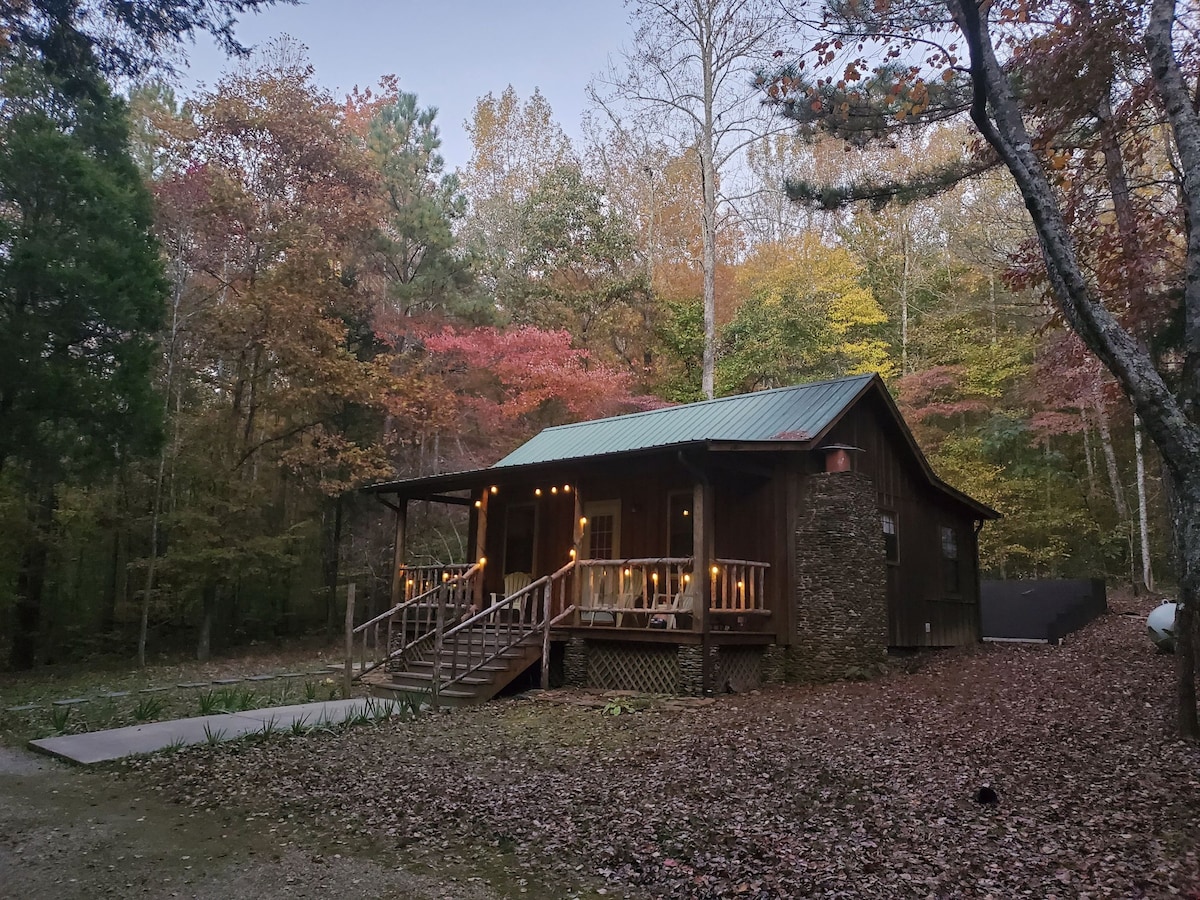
[881,511,899,564]
[941,525,960,594]
[583,500,621,560]
[668,491,693,557]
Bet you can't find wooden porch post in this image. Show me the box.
[693,478,714,690]
[572,486,584,616]
[389,499,408,609]
[474,489,488,610]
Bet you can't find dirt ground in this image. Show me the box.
[4,600,1200,899]
[0,747,504,900]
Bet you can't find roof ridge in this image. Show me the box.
[540,372,877,434]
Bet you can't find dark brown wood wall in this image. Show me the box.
[824,394,982,647]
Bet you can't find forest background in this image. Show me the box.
[0,3,1170,669]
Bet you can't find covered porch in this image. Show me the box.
[377,448,782,643]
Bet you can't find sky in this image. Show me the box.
[180,0,638,173]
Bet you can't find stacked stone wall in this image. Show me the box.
[791,471,888,681]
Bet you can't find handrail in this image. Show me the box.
[349,563,481,681]
[434,560,577,703]
[353,582,440,636]
[443,574,549,639]
[575,556,693,568]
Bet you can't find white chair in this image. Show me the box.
[491,571,532,622]
[665,586,697,629]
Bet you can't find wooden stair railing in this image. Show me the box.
[420,560,575,708]
[349,563,481,681]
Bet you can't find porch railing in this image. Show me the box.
[569,556,771,630]
[573,557,695,627]
[350,563,480,681]
[396,563,473,603]
[710,558,771,628]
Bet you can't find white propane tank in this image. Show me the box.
[1147,601,1178,652]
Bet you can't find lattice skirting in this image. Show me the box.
[712,647,764,692]
[581,643,767,695]
[587,643,681,694]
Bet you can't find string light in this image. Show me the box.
[534,488,542,497]
[563,484,572,493]
[474,500,482,508]
[569,548,576,559]
[551,486,558,494]
[579,516,588,526]
[489,485,498,494]
[711,565,719,576]
[479,557,487,566]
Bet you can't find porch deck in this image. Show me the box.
[347,556,775,705]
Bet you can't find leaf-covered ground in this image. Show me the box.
[130,602,1200,898]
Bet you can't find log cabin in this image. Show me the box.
[355,373,999,704]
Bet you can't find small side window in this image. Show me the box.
[941,525,960,594]
[881,511,899,564]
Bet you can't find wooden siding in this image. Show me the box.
[823,393,982,647]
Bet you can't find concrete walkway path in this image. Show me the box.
[27,698,392,766]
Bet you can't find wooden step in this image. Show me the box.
[405,660,508,674]
[388,670,494,686]
[363,630,543,707]
[367,681,482,708]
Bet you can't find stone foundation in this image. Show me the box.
[562,636,588,687]
[791,471,888,682]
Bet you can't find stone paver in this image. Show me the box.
[27,698,386,766]
[51,698,90,707]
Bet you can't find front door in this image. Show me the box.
[502,502,537,577]
[581,500,621,612]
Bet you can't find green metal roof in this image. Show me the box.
[492,373,875,469]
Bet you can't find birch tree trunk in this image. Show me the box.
[1135,415,1154,592]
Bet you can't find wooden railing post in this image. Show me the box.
[432,583,446,711]
[540,582,552,690]
[343,582,356,700]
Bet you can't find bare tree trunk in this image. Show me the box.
[900,226,910,374]
[1134,415,1154,592]
[197,581,218,662]
[1081,408,1098,498]
[1093,393,1130,523]
[1168,472,1199,738]
[138,272,183,666]
[700,52,718,400]
[323,494,345,637]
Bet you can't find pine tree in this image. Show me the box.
[0,42,166,668]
